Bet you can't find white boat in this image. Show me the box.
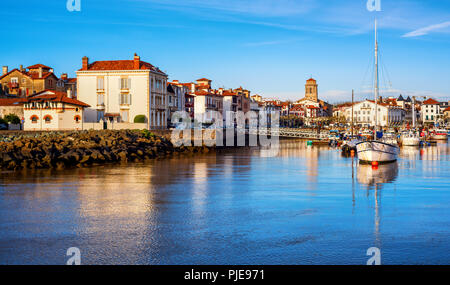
[356,20,399,164]
[356,140,399,163]
[430,129,448,141]
[400,131,421,146]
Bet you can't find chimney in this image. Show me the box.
[82,56,89,70]
[19,65,23,71]
[39,67,43,78]
[67,89,72,99]
[133,53,140,69]
[61,73,68,80]
[2,66,8,75]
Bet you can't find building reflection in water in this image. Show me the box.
[262,139,332,192]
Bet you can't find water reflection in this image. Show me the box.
[0,140,449,264]
[357,163,399,188]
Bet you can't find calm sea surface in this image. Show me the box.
[0,140,449,265]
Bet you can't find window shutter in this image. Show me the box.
[128,78,131,89]
[129,94,132,105]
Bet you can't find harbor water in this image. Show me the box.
[0,140,449,265]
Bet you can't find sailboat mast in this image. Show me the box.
[374,19,379,132]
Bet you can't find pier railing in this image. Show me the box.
[243,128,329,140]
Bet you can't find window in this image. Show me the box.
[74,115,81,123]
[119,93,131,105]
[97,77,104,90]
[97,94,104,105]
[44,115,52,123]
[11,77,18,83]
[120,78,130,89]
[30,115,38,123]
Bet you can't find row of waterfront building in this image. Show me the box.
[333,95,450,127]
[0,53,448,130]
[0,54,333,131]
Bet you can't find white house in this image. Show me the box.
[190,78,223,124]
[421,98,441,124]
[220,89,240,127]
[23,90,89,131]
[343,100,403,127]
[76,54,168,129]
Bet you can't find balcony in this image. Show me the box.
[9,82,19,89]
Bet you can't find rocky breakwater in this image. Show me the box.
[0,130,212,170]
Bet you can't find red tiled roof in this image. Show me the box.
[0,68,58,81]
[307,78,316,82]
[0,68,24,80]
[290,105,304,111]
[27,64,51,70]
[335,103,353,108]
[192,91,214,96]
[80,60,165,74]
[423,98,439,105]
[28,90,90,107]
[367,100,390,107]
[0,98,27,106]
[386,98,397,105]
[197,78,210,81]
[28,72,57,80]
[444,107,450,112]
[222,90,238,96]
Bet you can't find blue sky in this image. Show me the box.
[1,0,450,103]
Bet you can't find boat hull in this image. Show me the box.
[401,137,421,146]
[356,141,399,163]
[431,134,448,141]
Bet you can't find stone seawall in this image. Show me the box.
[0,130,212,170]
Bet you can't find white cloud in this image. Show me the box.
[402,21,450,37]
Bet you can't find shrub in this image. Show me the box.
[140,129,155,139]
[4,114,21,125]
[134,115,146,123]
[0,117,7,125]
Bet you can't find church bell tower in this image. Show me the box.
[305,78,318,102]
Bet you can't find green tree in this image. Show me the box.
[4,114,21,125]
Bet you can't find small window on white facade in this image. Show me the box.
[97,77,104,90]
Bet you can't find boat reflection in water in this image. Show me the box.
[355,162,399,248]
[357,163,399,188]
